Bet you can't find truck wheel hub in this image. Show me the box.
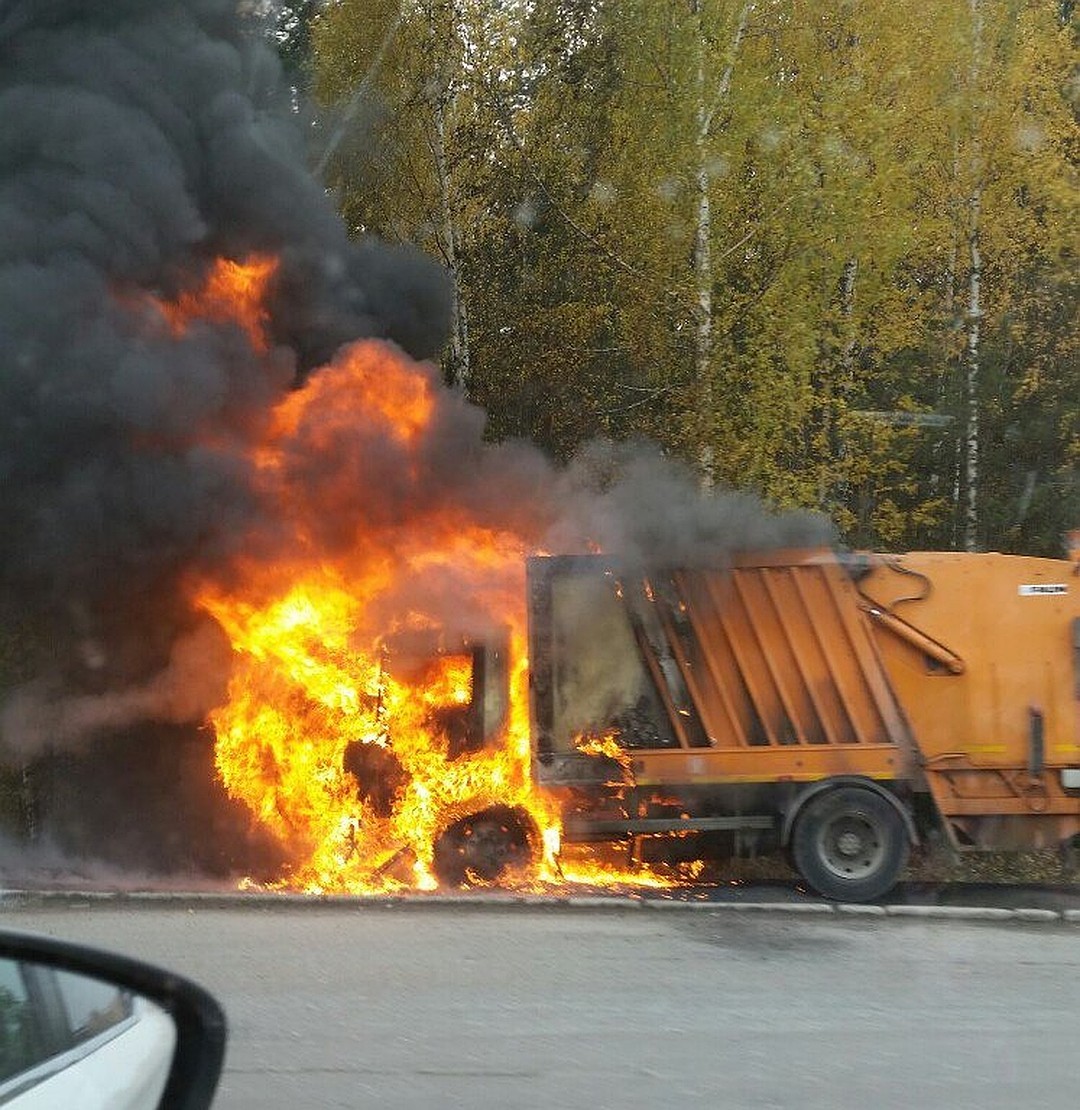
[818,813,885,880]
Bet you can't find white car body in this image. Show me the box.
[0,965,176,1108]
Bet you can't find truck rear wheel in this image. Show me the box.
[791,787,908,902]
[432,805,538,887]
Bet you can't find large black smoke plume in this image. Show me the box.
[0,3,448,694]
[0,0,449,872]
[0,1,829,879]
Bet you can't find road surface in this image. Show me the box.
[2,901,1077,1109]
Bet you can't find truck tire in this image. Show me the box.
[432,805,538,887]
[791,786,909,902]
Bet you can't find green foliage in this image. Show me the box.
[307,0,1079,554]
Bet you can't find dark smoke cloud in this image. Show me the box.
[0,1,451,737]
[547,440,834,567]
[0,1,830,881]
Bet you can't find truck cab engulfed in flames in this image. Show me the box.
[342,628,510,816]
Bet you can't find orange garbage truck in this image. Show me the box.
[433,545,1080,902]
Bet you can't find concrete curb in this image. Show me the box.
[884,905,1016,921]
[1,887,1076,921]
[1011,908,1061,923]
[637,899,834,914]
[715,902,836,914]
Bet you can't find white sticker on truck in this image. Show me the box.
[1018,584,1067,596]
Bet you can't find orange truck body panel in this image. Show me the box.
[626,555,914,784]
[528,548,1080,852]
[858,551,1080,848]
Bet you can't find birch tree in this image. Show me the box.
[312,0,485,389]
[687,1,753,482]
[915,0,1079,551]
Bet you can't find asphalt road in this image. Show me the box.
[2,902,1078,1109]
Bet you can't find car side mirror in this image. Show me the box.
[0,930,225,1109]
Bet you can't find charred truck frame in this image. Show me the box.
[430,547,1080,901]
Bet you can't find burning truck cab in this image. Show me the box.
[371,629,510,762]
[337,628,542,886]
[422,547,1080,901]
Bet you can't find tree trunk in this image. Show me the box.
[427,1,470,392]
[962,0,983,553]
[692,0,752,484]
[430,81,471,392]
[940,141,961,547]
[838,256,859,392]
[963,184,982,552]
[831,256,859,513]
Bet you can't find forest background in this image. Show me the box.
[274,0,1079,557]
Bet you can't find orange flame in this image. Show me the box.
[575,731,633,781]
[196,529,558,893]
[157,255,277,352]
[171,256,677,895]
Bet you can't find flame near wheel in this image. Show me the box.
[432,806,540,887]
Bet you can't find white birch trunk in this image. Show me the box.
[940,142,961,543]
[430,82,471,392]
[962,0,983,552]
[693,0,752,484]
[828,256,859,510]
[839,257,859,391]
[693,68,714,483]
[963,186,982,552]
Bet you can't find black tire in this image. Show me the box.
[791,787,909,902]
[432,805,538,887]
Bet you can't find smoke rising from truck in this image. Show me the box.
[0,0,449,742]
[0,1,828,880]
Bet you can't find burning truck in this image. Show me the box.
[201,434,1080,902]
[5,235,1076,904]
[4,4,1079,902]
